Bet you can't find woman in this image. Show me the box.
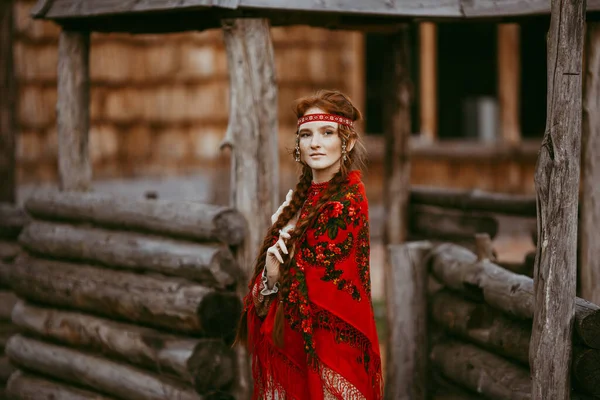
[236,90,383,400]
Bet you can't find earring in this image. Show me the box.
[295,137,301,162]
[342,140,347,161]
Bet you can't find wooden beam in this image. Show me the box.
[29,0,600,22]
[57,29,91,191]
[0,0,15,203]
[497,23,521,146]
[386,242,431,400]
[581,22,600,306]
[530,1,586,398]
[221,18,278,400]
[419,22,437,142]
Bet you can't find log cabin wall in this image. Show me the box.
[13,0,363,193]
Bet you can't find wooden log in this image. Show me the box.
[382,27,412,246]
[0,356,15,385]
[6,334,202,400]
[531,0,585,398]
[386,242,431,400]
[6,370,115,400]
[24,191,247,246]
[0,205,29,240]
[19,221,240,289]
[573,345,600,396]
[430,368,485,400]
[430,289,530,364]
[9,255,241,337]
[11,301,235,393]
[0,1,15,204]
[0,261,9,288]
[57,29,91,192]
[429,243,600,349]
[409,186,537,217]
[409,204,499,240]
[581,22,600,306]
[0,290,17,320]
[497,23,521,146]
[431,340,531,400]
[222,18,279,400]
[0,322,18,353]
[419,22,437,142]
[0,241,19,262]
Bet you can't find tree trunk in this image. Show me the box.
[6,335,202,400]
[530,0,585,398]
[221,18,279,400]
[7,370,115,400]
[11,301,234,393]
[581,22,600,306]
[57,30,91,192]
[0,290,17,320]
[0,204,29,240]
[409,204,499,240]
[0,356,15,385]
[429,243,600,348]
[19,221,240,289]
[9,255,241,337]
[409,186,537,217]
[0,1,15,204]
[24,191,247,246]
[0,241,19,262]
[431,340,531,400]
[385,241,430,400]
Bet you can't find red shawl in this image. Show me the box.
[243,170,383,400]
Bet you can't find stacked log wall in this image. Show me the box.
[397,240,600,399]
[0,204,25,398]
[1,191,246,400]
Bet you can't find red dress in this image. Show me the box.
[243,171,383,400]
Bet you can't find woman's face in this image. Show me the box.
[298,107,344,182]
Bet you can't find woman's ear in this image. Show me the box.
[347,137,357,153]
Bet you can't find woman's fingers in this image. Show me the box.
[268,246,284,264]
[277,238,288,255]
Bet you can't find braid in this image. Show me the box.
[272,169,349,346]
[233,166,312,346]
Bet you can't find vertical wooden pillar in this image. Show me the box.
[419,22,437,142]
[57,30,91,192]
[581,22,600,305]
[530,1,585,399]
[0,1,15,203]
[498,23,521,145]
[221,18,279,400]
[381,27,422,400]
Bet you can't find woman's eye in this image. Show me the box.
[325,130,334,135]
[300,133,310,138]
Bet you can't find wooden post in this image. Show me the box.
[386,242,431,400]
[497,24,521,146]
[419,22,437,142]
[581,22,600,305]
[57,30,91,192]
[381,27,419,400]
[0,0,15,203]
[530,0,585,399]
[221,18,279,400]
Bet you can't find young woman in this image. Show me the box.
[236,90,383,400]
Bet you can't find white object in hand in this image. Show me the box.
[271,189,294,225]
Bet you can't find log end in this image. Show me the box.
[204,392,236,400]
[198,292,242,340]
[573,347,600,396]
[188,339,235,393]
[213,210,248,246]
[577,309,600,349]
[213,248,242,288]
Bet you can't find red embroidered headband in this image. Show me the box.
[297,113,354,128]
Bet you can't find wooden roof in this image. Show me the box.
[30,0,600,33]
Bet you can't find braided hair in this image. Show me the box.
[234,89,366,347]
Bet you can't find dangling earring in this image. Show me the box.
[295,136,301,162]
[342,140,347,161]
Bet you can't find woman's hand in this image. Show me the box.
[265,225,293,286]
[271,190,294,225]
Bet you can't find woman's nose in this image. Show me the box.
[310,135,321,148]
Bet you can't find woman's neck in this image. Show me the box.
[311,165,340,184]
